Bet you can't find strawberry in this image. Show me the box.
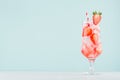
[90,33,98,44]
[92,11,102,25]
[95,46,102,54]
[82,26,92,36]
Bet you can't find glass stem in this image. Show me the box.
[88,59,95,75]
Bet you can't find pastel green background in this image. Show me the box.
[0,0,120,72]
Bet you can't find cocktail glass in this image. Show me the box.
[81,12,102,74]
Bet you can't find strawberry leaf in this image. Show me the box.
[98,12,102,15]
[93,11,97,15]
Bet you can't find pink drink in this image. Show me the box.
[81,12,102,59]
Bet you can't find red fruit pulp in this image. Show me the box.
[90,33,98,44]
[82,26,92,36]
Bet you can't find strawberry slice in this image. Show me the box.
[95,46,102,54]
[90,33,98,44]
[81,43,94,58]
[92,11,102,25]
[81,44,89,57]
[82,26,92,36]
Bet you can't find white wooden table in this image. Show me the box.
[0,71,120,80]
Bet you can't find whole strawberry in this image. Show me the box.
[92,11,102,25]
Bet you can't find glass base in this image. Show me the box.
[81,72,101,76]
[80,72,102,80]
